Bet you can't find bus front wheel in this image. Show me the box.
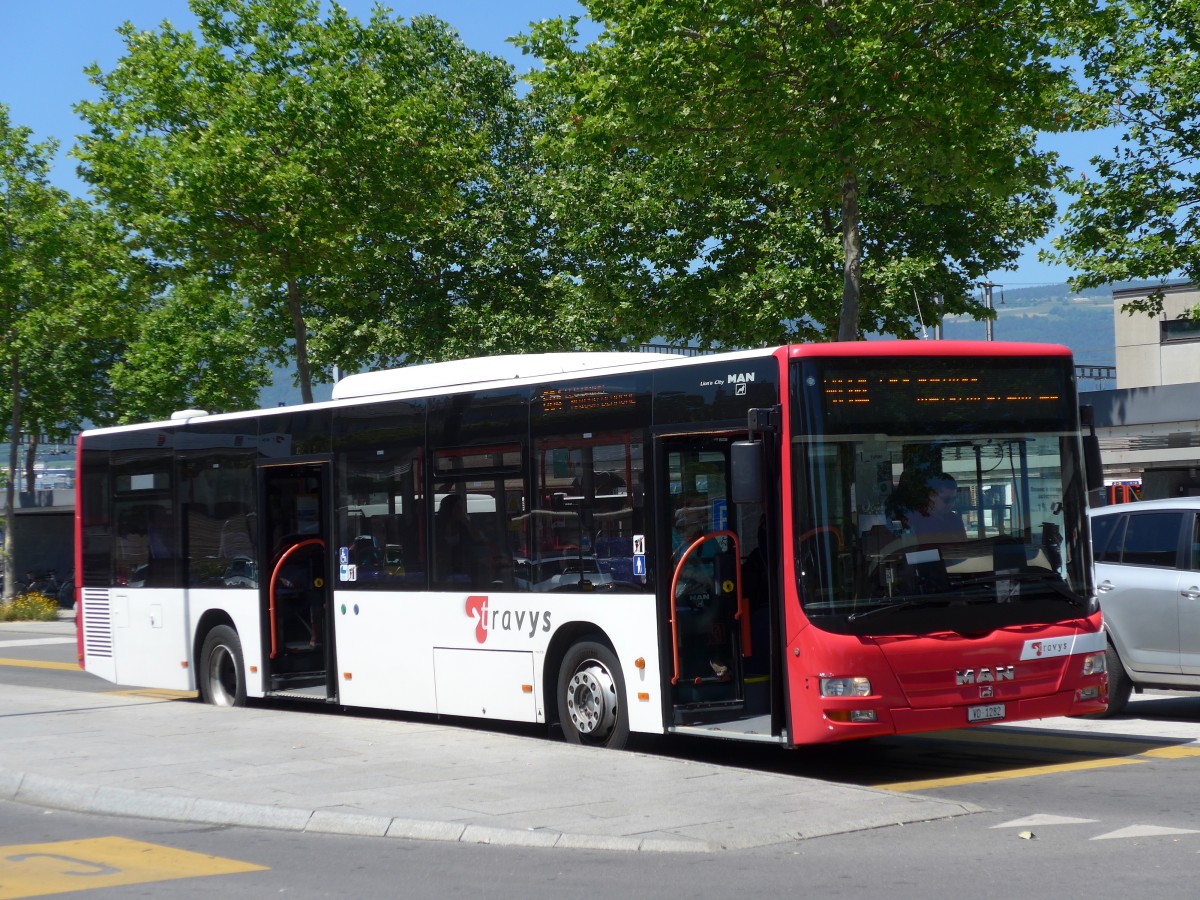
[557,639,629,750]
[199,624,247,708]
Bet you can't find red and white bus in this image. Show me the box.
[74,341,1107,749]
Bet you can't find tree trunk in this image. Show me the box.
[286,277,314,405]
[4,354,21,601]
[24,432,38,494]
[837,167,863,342]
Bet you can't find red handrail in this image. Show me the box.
[668,529,748,686]
[797,525,843,550]
[269,538,326,660]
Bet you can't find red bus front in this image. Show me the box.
[781,343,1106,744]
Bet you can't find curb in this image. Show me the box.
[0,768,714,853]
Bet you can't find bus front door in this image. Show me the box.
[660,437,768,726]
[259,462,334,699]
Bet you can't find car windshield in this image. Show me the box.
[790,356,1093,635]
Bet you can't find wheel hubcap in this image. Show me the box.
[208,645,239,706]
[566,660,617,739]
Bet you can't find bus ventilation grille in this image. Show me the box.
[81,589,113,658]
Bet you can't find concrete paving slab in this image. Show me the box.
[0,682,979,851]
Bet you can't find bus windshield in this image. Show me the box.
[791,355,1093,636]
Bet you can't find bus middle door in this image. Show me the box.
[660,436,754,719]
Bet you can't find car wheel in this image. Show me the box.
[1092,637,1132,718]
[199,625,247,707]
[557,638,629,750]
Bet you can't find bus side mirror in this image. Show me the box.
[1079,404,1104,493]
[731,441,762,504]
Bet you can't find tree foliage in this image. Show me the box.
[0,104,141,597]
[1053,0,1200,318]
[109,275,271,420]
[76,0,589,401]
[520,0,1090,342]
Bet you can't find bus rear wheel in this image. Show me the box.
[199,625,247,707]
[557,639,629,750]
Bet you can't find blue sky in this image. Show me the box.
[1,0,1111,289]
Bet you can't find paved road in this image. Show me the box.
[0,621,975,853]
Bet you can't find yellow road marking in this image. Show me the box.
[0,836,266,899]
[877,730,1200,792]
[878,756,1145,792]
[1139,745,1200,760]
[108,688,197,700]
[919,726,1178,757]
[0,657,195,699]
[0,658,77,671]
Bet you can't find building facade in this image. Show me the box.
[1088,282,1200,500]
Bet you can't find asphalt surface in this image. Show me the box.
[0,620,981,852]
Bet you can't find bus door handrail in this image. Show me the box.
[269,538,326,660]
[668,529,749,686]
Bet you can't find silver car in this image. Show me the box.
[1089,497,1200,715]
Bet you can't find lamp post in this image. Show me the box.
[981,282,996,341]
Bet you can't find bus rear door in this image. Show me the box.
[259,461,335,700]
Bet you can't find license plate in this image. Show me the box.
[967,702,1005,723]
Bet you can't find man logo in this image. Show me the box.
[955,666,1015,685]
[727,372,754,396]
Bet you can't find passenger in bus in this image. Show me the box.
[890,471,967,546]
[1040,521,1063,573]
[436,493,489,586]
[144,505,176,585]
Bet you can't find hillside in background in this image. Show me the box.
[939,282,1117,367]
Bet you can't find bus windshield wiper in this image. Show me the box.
[952,570,1085,605]
[847,597,965,622]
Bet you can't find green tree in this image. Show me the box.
[108,275,272,421]
[1053,0,1200,318]
[0,105,139,598]
[305,54,606,369]
[76,0,568,399]
[15,337,123,490]
[521,1,1090,342]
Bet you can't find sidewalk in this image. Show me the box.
[0,624,979,852]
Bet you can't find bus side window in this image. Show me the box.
[334,399,426,590]
[435,492,487,586]
[111,459,176,587]
[530,433,648,593]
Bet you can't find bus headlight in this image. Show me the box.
[1082,653,1107,676]
[821,676,871,697]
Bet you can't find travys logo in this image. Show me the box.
[1019,632,1106,661]
[1022,638,1072,660]
[465,595,552,644]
